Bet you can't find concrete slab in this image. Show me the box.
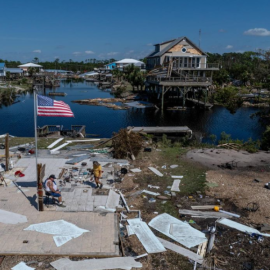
[6,158,68,186]
[51,257,142,270]
[0,209,27,224]
[0,186,119,256]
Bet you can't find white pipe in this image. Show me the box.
[66,139,100,143]
[219,210,240,218]
[50,142,70,153]
[47,138,64,149]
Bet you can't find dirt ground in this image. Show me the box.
[1,147,270,270]
[186,148,270,169]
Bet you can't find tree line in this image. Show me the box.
[207,50,270,88]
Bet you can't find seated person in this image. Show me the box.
[44,174,66,207]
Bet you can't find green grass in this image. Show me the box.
[133,144,207,218]
[1,137,110,150]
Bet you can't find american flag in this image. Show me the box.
[37,95,74,117]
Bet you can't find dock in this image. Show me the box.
[127,126,192,137]
[186,98,213,109]
[37,125,86,138]
[48,92,67,96]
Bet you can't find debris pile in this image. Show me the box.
[112,129,143,160]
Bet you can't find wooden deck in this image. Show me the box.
[128,126,192,136]
[187,98,213,108]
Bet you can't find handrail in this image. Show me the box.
[147,76,212,83]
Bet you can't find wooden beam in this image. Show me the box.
[5,134,9,171]
[37,163,45,211]
[161,86,164,111]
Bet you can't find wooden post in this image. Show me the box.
[183,87,186,107]
[204,88,207,106]
[37,163,45,211]
[5,133,9,171]
[161,86,164,111]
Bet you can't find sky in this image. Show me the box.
[1,0,270,62]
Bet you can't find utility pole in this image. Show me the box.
[199,29,201,48]
[5,133,9,171]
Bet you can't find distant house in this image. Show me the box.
[105,59,145,70]
[115,58,145,70]
[0,63,6,77]
[146,36,214,70]
[104,62,116,70]
[18,62,42,72]
[6,68,23,77]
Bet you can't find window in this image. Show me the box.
[196,58,200,68]
[182,47,187,53]
[179,58,183,67]
[184,58,187,67]
[192,58,195,67]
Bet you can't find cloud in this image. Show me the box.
[219,29,226,33]
[33,49,41,53]
[107,52,119,56]
[244,28,270,36]
[226,45,233,49]
[147,43,153,46]
[72,51,81,55]
[85,50,94,54]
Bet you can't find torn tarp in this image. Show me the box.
[11,262,35,270]
[24,220,89,247]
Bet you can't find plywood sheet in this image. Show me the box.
[158,237,203,264]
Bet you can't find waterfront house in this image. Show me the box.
[145,36,219,110]
[146,36,216,70]
[0,63,6,77]
[18,62,42,73]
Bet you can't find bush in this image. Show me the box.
[112,129,143,159]
[113,86,126,98]
[261,126,270,150]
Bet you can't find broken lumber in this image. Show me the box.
[157,237,203,264]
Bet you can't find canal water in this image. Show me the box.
[0,80,266,142]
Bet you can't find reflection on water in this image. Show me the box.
[0,81,266,141]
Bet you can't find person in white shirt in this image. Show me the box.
[44,174,66,207]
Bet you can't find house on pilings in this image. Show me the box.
[145,36,219,110]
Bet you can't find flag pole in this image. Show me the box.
[33,88,39,211]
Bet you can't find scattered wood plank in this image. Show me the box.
[198,241,208,258]
[47,138,64,149]
[157,237,204,264]
[179,209,233,218]
[191,205,222,210]
[148,167,163,177]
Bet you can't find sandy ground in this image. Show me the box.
[187,148,270,224]
[186,148,270,169]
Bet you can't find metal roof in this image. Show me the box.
[6,68,23,73]
[153,38,176,46]
[147,36,206,58]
